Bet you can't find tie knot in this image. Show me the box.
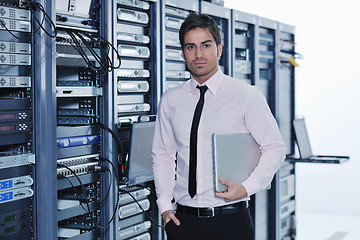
[196,85,208,96]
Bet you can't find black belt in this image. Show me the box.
[176,201,248,218]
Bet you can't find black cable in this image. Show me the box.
[57,163,117,230]
[101,157,164,228]
[57,164,94,219]
[98,166,112,206]
[0,19,22,40]
[119,187,164,228]
[59,28,121,74]
[81,30,121,72]
[27,0,57,38]
[0,1,56,39]
[95,123,163,227]
[57,173,91,213]
[63,29,97,71]
[96,122,125,166]
[62,29,101,72]
[139,183,157,197]
[99,157,121,228]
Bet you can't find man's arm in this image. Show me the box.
[215,86,286,202]
[151,94,178,215]
[215,87,285,201]
[240,87,286,197]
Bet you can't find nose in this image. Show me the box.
[195,47,203,59]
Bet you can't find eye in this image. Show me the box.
[203,44,211,48]
[187,45,194,50]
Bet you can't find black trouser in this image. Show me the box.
[165,207,254,240]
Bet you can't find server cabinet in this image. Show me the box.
[270,22,297,240]
[115,1,161,240]
[200,0,231,75]
[0,2,35,240]
[231,9,256,83]
[115,0,158,124]
[275,162,296,240]
[255,17,277,112]
[252,16,278,240]
[55,0,105,238]
[160,0,198,93]
[276,23,296,157]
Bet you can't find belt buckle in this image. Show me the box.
[197,207,215,218]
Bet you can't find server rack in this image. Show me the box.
[231,9,256,84]
[276,23,296,156]
[272,22,297,240]
[115,0,158,123]
[115,1,161,240]
[255,16,277,111]
[54,0,110,239]
[253,16,277,240]
[0,2,35,239]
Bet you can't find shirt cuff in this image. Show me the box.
[241,177,261,198]
[156,197,174,215]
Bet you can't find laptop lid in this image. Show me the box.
[212,133,261,192]
[127,121,155,186]
[293,118,313,159]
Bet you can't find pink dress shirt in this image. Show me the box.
[152,69,286,214]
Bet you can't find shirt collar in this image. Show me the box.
[189,68,224,95]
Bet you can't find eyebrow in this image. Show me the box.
[184,40,213,47]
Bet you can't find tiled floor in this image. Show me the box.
[296,213,360,240]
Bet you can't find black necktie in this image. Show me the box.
[188,85,208,198]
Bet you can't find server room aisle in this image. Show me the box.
[297,213,360,240]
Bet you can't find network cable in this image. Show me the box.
[57,163,119,230]
[119,186,164,228]
[96,122,125,166]
[57,163,94,219]
[0,1,57,39]
[59,28,121,74]
[57,171,93,214]
[26,0,57,38]
[95,122,164,227]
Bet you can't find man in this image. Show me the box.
[152,12,286,239]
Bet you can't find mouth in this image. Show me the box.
[194,61,206,67]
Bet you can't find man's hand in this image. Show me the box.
[162,210,180,227]
[215,177,248,201]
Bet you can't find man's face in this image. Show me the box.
[182,27,223,84]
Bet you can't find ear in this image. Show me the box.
[181,48,186,61]
[217,43,223,58]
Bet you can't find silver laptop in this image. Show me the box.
[289,118,349,164]
[212,133,261,192]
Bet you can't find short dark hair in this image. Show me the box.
[179,12,221,49]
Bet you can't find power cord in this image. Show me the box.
[57,163,118,229]
[98,157,121,229]
[26,0,57,38]
[96,122,164,228]
[0,0,57,39]
[119,187,164,228]
[57,171,92,213]
[58,28,121,74]
[57,163,94,220]
[96,122,125,166]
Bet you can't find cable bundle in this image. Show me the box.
[0,0,56,39]
[60,28,121,74]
